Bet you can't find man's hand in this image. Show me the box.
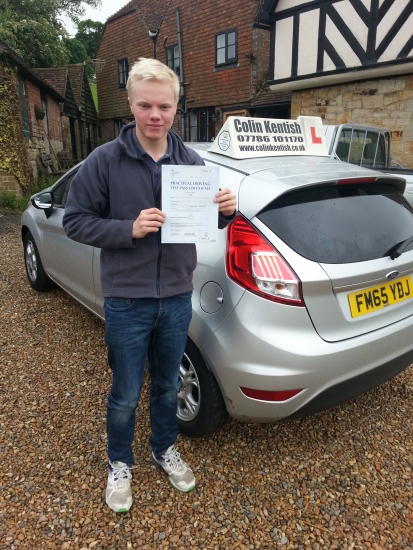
[132,208,166,239]
[214,188,237,217]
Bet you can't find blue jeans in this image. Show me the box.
[104,293,192,464]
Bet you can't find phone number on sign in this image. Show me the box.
[237,135,304,143]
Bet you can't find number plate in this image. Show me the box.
[348,276,413,318]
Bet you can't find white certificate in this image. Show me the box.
[161,165,220,244]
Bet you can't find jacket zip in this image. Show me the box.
[151,162,162,298]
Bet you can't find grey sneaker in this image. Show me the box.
[105,461,133,512]
[151,445,196,492]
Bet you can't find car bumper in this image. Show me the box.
[199,291,413,422]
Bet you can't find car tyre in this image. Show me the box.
[24,231,56,291]
[177,338,229,438]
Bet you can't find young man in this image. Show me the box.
[63,58,236,512]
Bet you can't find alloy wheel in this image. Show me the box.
[25,240,38,282]
[177,352,200,422]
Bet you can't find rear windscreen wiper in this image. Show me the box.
[391,236,413,260]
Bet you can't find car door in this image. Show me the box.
[40,171,98,314]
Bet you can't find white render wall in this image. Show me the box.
[271,0,413,91]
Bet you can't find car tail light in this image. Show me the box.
[240,387,304,401]
[226,214,304,306]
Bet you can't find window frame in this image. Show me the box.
[117,58,128,89]
[189,108,215,142]
[215,28,238,67]
[165,44,180,76]
[18,78,30,137]
[113,119,125,139]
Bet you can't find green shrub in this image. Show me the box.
[31,175,56,194]
[1,192,17,209]
[18,195,30,211]
[1,176,57,211]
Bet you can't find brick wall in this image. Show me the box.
[251,27,270,93]
[25,79,44,139]
[291,75,413,169]
[100,119,115,144]
[0,171,23,198]
[25,80,62,144]
[23,78,65,179]
[96,0,270,142]
[46,98,63,143]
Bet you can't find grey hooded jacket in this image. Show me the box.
[63,122,234,299]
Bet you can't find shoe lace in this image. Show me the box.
[163,449,186,474]
[111,465,132,490]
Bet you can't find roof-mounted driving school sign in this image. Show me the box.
[209,115,328,159]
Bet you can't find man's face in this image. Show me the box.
[128,79,177,146]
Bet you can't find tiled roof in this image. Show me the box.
[33,67,68,97]
[66,64,86,105]
[65,63,98,122]
[135,0,173,33]
[107,0,136,22]
[105,0,173,30]
[0,38,64,101]
[252,82,291,107]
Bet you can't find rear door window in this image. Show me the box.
[336,127,389,169]
[335,129,351,161]
[258,182,413,264]
[376,133,388,168]
[348,129,365,165]
[361,131,388,168]
[361,131,378,167]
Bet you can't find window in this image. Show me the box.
[18,78,30,137]
[189,108,215,142]
[52,171,78,208]
[258,182,413,264]
[336,128,389,169]
[118,58,128,89]
[114,119,125,138]
[215,29,237,66]
[166,44,180,76]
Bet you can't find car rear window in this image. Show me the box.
[258,182,413,264]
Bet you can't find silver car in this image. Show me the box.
[21,147,413,438]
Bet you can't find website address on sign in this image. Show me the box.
[239,144,306,152]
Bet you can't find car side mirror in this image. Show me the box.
[31,192,54,218]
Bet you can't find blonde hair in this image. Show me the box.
[127,58,180,103]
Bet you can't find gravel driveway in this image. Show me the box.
[1,211,413,549]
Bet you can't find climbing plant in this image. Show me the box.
[0,58,33,194]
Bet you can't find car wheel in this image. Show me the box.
[24,231,56,291]
[177,338,228,438]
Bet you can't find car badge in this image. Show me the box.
[386,270,400,281]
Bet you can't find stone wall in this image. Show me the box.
[0,171,23,198]
[25,135,49,182]
[291,75,413,169]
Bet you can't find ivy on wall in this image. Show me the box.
[0,59,33,194]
